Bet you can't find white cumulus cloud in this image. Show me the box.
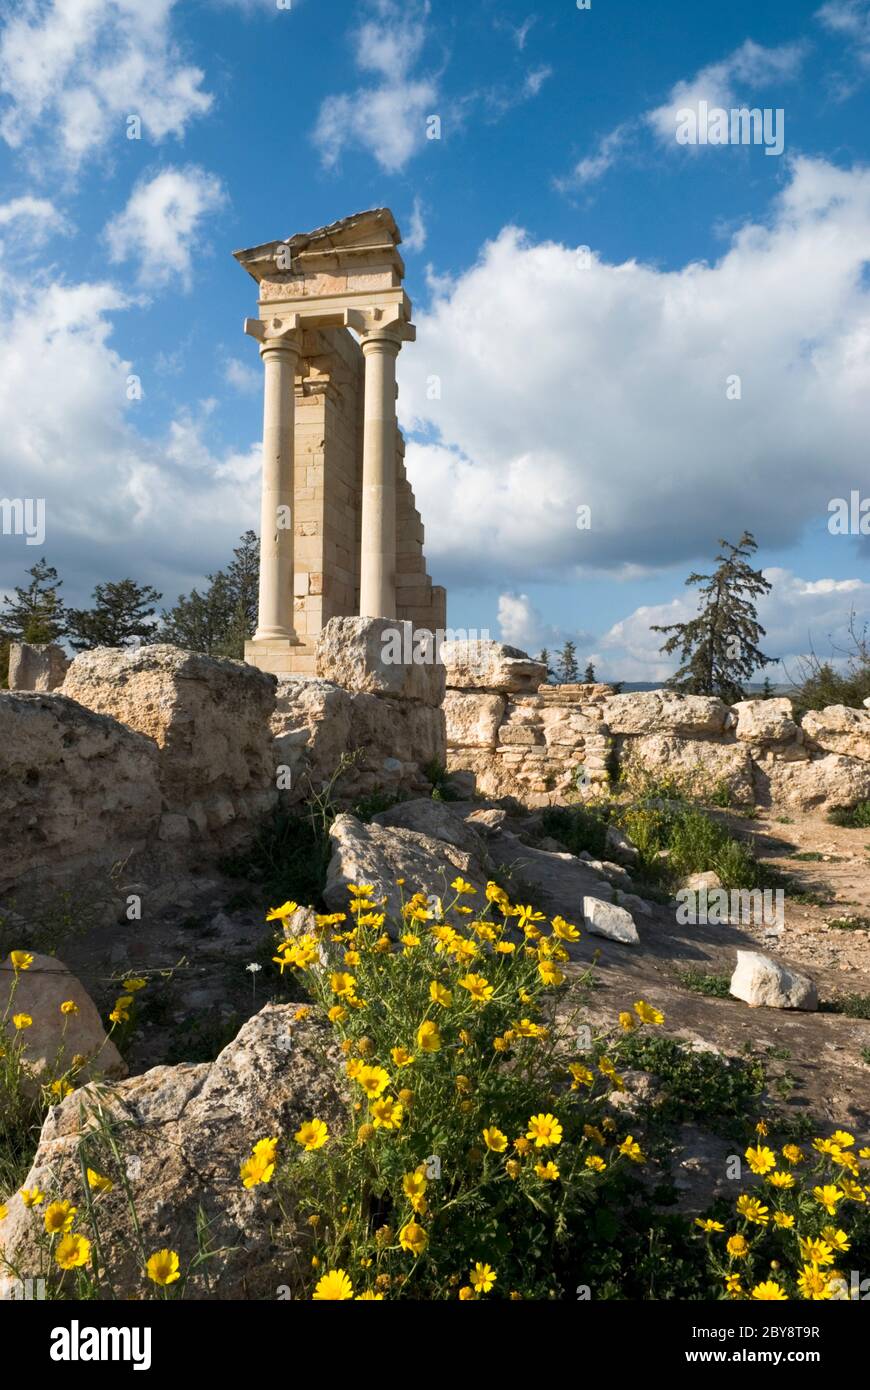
[399,158,870,595]
[313,0,437,173]
[104,166,226,290]
[0,0,213,172]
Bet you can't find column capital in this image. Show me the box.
[244,315,302,356]
[357,304,416,349]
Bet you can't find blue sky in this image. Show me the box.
[1,0,869,680]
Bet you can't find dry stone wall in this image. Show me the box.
[443,642,870,812]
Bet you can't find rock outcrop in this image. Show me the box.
[62,645,278,843]
[0,692,161,897]
[0,1006,344,1300]
[7,642,70,692]
[0,953,125,1094]
[323,813,487,922]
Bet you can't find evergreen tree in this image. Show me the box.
[537,648,555,682]
[1,558,66,643]
[159,531,260,658]
[0,627,11,690]
[651,532,772,703]
[583,661,596,683]
[760,675,775,699]
[555,639,579,684]
[66,579,162,651]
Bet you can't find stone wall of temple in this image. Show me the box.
[289,324,445,675]
[442,642,870,813]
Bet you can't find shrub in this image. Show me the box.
[615,800,762,891]
[272,879,667,1300]
[829,800,870,830]
[540,804,610,858]
[4,889,870,1302]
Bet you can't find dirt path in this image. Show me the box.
[726,808,870,982]
[492,807,870,1139]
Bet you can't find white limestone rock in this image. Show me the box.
[0,953,125,1096]
[323,814,486,925]
[801,705,870,762]
[731,698,799,745]
[316,616,445,706]
[729,950,818,1011]
[603,691,729,736]
[444,690,506,748]
[582,897,641,945]
[441,639,546,694]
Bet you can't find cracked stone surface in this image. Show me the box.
[0,1006,344,1299]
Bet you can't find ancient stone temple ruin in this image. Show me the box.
[234,208,446,676]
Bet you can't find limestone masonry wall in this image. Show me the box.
[442,641,870,813]
[288,324,445,674]
[0,625,446,911]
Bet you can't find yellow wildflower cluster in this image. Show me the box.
[695,1126,870,1300]
[260,875,666,1299]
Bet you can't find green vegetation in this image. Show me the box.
[820,994,870,1020]
[829,800,870,829]
[540,804,611,859]
[651,531,773,702]
[674,968,731,999]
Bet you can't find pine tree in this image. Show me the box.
[760,675,775,699]
[555,639,579,684]
[583,661,596,683]
[537,648,555,681]
[66,579,162,651]
[159,531,260,658]
[0,627,12,690]
[217,530,260,657]
[1,558,66,643]
[651,532,772,703]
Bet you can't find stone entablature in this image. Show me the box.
[235,209,444,676]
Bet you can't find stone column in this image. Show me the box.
[245,317,302,650]
[359,329,402,619]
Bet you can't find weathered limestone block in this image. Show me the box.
[7,642,70,692]
[442,640,546,693]
[272,677,353,796]
[0,1007,345,1300]
[498,724,545,746]
[62,645,277,832]
[730,698,799,744]
[801,705,870,762]
[315,616,445,705]
[272,677,444,803]
[346,694,445,791]
[619,733,754,800]
[444,690,505,749]
[323,814,487,923]
[372,798,488,858]
[730,950,817,1010]
[0,954,125,1095]
[0,693,160,894]
[539,706,600,741]
[757,752,870,814]
[604,691,729,736]
[583,897,641,946]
